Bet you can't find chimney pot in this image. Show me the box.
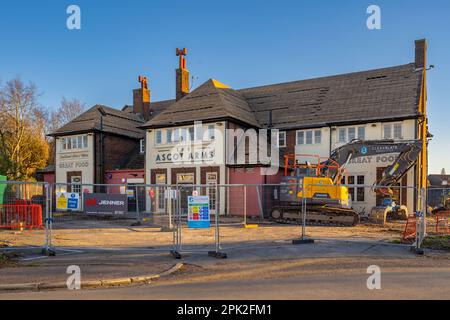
[133,75,151,120]
[176,47,190,101]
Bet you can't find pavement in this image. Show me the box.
[1,238,449,299]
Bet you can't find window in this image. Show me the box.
[296,131,304,145]
[383,123,403,140]
[60,135,88,151]
[167,129,173,144]
[348,127,356,141]
[347,175,365,202]
[314,130,321,144]
[358,127,365,140]
[173,129,180,142]
[140,139,145,153]
[338,128,346,143]
[155,130,162,144]
[383,124,392,139]
[278,132,286,147]
[393,123,402,139]
[180,128,187,142]
[188,127,195,141]
[208,125,215,140]
[195,126,203,141]
[296,130,321,145]
[305,131,313,145]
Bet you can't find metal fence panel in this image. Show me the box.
[0,181,50,251]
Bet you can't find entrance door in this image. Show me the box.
[155,174,166,213]
[177,173,195,215]
[71,176,82,195]
[206,172,218,214]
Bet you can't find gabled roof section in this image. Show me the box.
[49,104,146,139]
[238,63,422,129]
[142,79,260,128]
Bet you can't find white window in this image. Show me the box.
[278,132,286,147]
[173,128,180,142]
[338,128,346,143]
[348,127,356,141]
[393,123,403,139]
[188,127,195,141]
[314,130,321,144]
[305,131,313,145]
[167,129,173,144]
[140,139,145,153]
[208,125,215,140]
[60,135,88,151]
[296,131,304,145]
[358,127,365,140]
[296,130,321,145]
[155,130,162,145]
[383,124,392,139]
[195,126,203,141]
[180,128,188,142]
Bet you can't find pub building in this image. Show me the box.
[48,39,430,216]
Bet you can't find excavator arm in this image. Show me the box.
[321,139,423,194]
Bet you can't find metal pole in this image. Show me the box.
[215,185,220,252]
[244,185,247,226]
[302,184,306,239]
[135,185,140,220]
[168,187,173,230]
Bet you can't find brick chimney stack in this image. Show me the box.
[415,39,427,70]
[133,75,151,120]
[176,48,190,101]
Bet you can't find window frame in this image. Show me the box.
[155,130,162,145]
[140,139,145,153]
[278,131,286,147]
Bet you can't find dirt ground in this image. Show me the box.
[0,217,420,249]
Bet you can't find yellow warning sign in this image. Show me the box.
[56,192,68,210]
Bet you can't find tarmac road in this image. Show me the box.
[2,254,449,300]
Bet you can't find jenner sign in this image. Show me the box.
[84,193,128,215]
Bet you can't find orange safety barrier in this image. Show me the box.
[402,214,417,243]
[436,211,450,234]
[0,204,43,230]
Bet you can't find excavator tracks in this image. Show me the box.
[270,205,360,227]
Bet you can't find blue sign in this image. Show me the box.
[360,146,368,155]
[187,195,210,228]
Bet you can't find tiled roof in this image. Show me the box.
[143,63,422,129]
[142,79,259,128]
[50,104,146,139]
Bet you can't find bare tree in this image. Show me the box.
[48,97,86,133]
[46,97,86,165]
[0,78,49,180]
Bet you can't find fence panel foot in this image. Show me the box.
[41,247,56,256]
[208,251,227,259]
[292,238,315,245]
[170,250,182,259]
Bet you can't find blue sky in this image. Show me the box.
[0,0,448,173]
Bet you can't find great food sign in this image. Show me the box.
[84,193,128,215]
